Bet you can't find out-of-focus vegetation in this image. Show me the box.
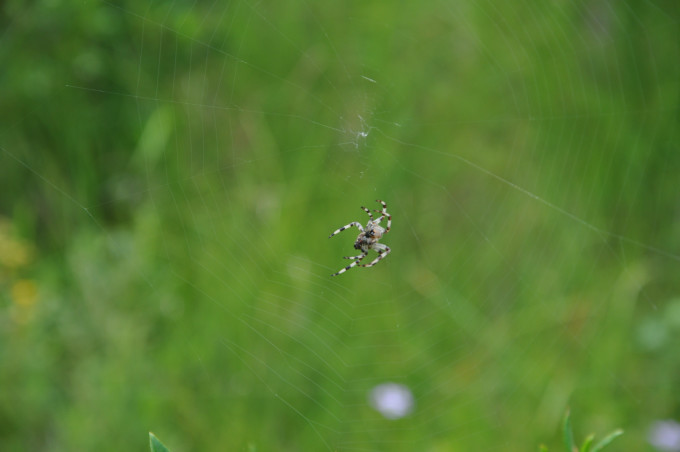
[539,410,623,452]
[1,1,679,451]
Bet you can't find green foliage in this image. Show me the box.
[149,433,171,452]
[540,411,623,452]
[562,410,576,452]
[1,0,678,451]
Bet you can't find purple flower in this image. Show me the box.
[649,420,680,451]
[368,382,415,420]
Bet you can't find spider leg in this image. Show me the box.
[329,221,364,238]
[343,253,366,260]
[360,206,374,221]
[374,200,391,233]
[361,244,391,268]
[331,257,364,276]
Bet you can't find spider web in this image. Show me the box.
[2,1,679,451]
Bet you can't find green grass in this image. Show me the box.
[149,411,623,452]
[1,1,679,450]
[557,410,623,452]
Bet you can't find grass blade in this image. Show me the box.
[591,429,624,452]
[563,410,575,452]
[579,433,595,452]
[149,432,171,452]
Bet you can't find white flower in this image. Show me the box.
[368,382,415,420]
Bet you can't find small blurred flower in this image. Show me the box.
[0,219,34,270]
[12,279,38,308]
[368,382,414,420]
[10,279,39,325]
[649,419,680,451]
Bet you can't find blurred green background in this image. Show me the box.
[1,0,679,450]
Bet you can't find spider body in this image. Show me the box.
[329,200,391,276]
[354,222,384,250]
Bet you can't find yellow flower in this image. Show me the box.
[12,279,38,308]
[10,279,38,326]
[0,220,34,270]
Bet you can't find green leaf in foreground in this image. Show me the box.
[149,432,171,452]
[563,410,575,452]
[541,410,623,452]
[591,429,624,452]
[579,433,595,452]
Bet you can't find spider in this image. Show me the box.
[329,199,391,276]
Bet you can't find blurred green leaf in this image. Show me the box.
[563,410,575,452]
[544,412,623,452]
[591,429,623,452]
[579,433,595,452]
[149,432,171,452]
[133,106,173,170]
